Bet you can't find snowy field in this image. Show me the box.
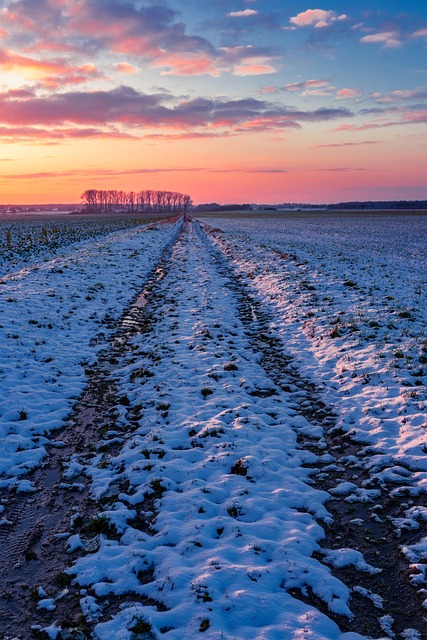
[199,212,427,471]
[0,213,426,639]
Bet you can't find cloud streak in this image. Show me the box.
[2,166,289,181]
[360,31,402,48]
[0,86,354,142]
[227,10,258,18]
[334,108,427,132]
[313,140,380,148]
[0,47,105,87]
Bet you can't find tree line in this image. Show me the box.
[81,189,192,214]
[325,200,427,211]
[274,200,427,211]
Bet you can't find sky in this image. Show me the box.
[0,0,427,204]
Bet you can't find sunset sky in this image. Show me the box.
[1,0,427,204]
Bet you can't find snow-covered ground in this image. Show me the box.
[201,213,427,478]
[0,217,182,490]
[0,213,426,639]
[0,216,153,276]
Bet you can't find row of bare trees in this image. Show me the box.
[81,189,192,214]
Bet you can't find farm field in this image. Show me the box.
[0,212,426,639]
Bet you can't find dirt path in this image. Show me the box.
[0,216,425,639]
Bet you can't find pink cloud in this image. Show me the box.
[334,109,427,132]
[290,9,347,28]
[153,54,220,77]
[336,88,359,100]
[360,31,402,48]
[152,46,278,78]
[411,28,427,38]
[0,48,104,87]
[233,56,277,76]
[258,85,279,95]
[114,62,139,75]
[2,0,217,75]
[41,66,105,89]
[233,63,277,76]
[1,7,36,33]
[0,2,278,82]
[0,48,70,77]
[0,86,353,140]
[0,124,136,144]
[372,87,427,103]
[236,116,302,132]
[334,123,385,132]
[402,109,427,124]
[108,35,164,58]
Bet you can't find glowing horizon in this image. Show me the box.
[1,1,426,205]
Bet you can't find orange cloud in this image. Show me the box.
[114,62,139,75]
[154,54,220,77]
[0,49,103,86]
[0,48,70,77]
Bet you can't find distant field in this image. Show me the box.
[0,210,174,222]
[195,208,427,219]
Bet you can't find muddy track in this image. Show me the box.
[0,220,183,639]
[196,219,427,638]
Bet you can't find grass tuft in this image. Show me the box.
[199,618,210,633]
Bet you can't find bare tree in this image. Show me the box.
[81,188,192,214]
